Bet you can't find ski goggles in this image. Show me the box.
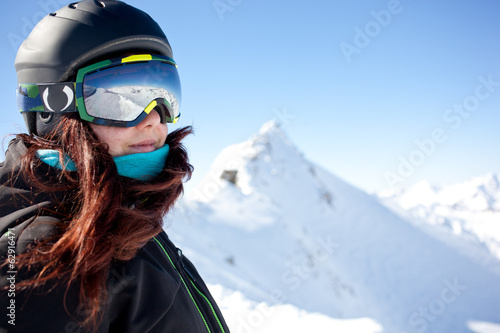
[17,54,181,127]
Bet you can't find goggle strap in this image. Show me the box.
[17,83,77,113]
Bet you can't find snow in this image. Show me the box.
[378,173,500,273]
[164,121,500,332]
[209,284,383,333]
[468,321,500,333]
[378,173,500,212]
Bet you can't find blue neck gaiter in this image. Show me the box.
[36,145,170,181]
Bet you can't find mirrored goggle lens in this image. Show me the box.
[82,59,181,125]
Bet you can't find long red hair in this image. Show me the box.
[12,114,193,329]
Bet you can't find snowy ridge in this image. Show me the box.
[165,122,500,333]
[378,175,500,270]
[379,173,500,212]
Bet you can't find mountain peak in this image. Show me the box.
[188,121,306,201]
[472,172,499,190]
[258,119,282,135]
[251,120,297,153]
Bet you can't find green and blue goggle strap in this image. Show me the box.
[16,54,180,127]
[17,82,76,114]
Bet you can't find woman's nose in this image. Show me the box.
[137,108,162,129]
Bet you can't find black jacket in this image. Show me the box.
[0,138,229,333]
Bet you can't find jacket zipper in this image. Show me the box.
[177,248,227,333]
[153,236,226,333]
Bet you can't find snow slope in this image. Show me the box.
[164,121,500,332]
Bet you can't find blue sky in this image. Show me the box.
[1,0,499,193]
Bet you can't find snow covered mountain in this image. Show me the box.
[164,122,500,333]
[378,174,500,275]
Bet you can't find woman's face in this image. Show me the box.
[89,110,168,157]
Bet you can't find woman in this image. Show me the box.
[0,1,229,332]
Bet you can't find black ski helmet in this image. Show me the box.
[15,0,174,136]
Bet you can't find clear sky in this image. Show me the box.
[1,0,499,194]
